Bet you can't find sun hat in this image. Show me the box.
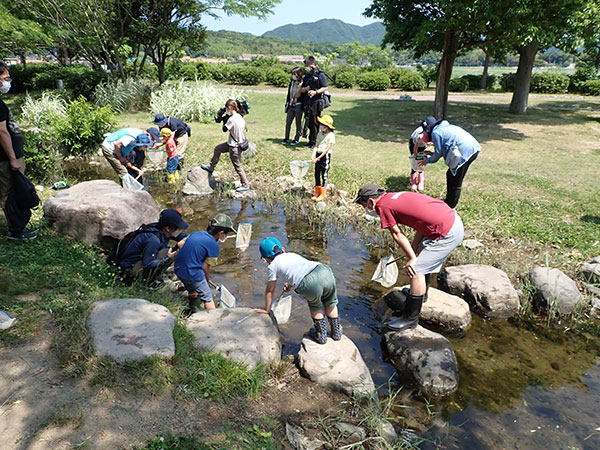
[152,113,168,126]
[146,127,161,142]
[160,127,172,137]
[421,116,438,134]
[259,237,283,259]
[158,208,189,229]
[134,133,152,147]
[208,213,236,233]
[317,114,335,130]
[354,184,385,203]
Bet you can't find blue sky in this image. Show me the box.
[203,0,377,35]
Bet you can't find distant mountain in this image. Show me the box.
[263,19,385,46]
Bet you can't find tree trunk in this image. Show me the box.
[508,42,539,114]
[19,53,26,68]
[434,32,459,119]
[481,51,490,89]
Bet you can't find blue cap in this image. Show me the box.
[153,113,168,126]
[421,116,438,134]
[259,237,283,259]
[134,133,152,147]
[146,127,161,142]
[158,209,189,229]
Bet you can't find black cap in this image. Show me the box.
[354,184,385,203]
[158,209,189,229]
[421,116,438,133]
[146,127,161,142]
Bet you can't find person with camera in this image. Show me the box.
[301,56,329,148]
[201,99,250,192]
[282,67,305,146]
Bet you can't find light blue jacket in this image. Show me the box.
[425,121,481,175]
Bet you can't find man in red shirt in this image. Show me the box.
[355,184,464,331]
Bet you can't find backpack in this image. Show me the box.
[107,224,161,266]
[11,171,40,210]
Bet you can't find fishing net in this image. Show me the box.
[235,223,252,249]
[219,284,237,308]
[371,254,398,288]
[146,149,165,165]
[271,295,293,325]
[289,160,310,178]
[121,174,144,191]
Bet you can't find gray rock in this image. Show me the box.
[297,334,375,399]
[336,422,366,442]
[377,420,398,442]
[185,307,281,369]
[87,298,176,362]
[285,423,325,450]
[579,256,600,285]
[529,267,582,315]
[225,189,258,200]
[443,264,519,318]
[585,283,600,297]
[462,239,483,250]
[385,326,459,397]
[591,298,600,319]
[43,180,159,245]
[182,166,216,196]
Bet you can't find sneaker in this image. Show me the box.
[281,139,290,145]
[290,140,300,146]
[200,164,213,174]
[235,186,250,192]
[7,228,37,240]
[304,142,314,148]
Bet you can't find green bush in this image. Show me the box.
[206,63,232,82]
[52,97,116,157]
[460,74,498,90]
[228,66,264,85]
[122,62,158,80]
[20,92,67,128]
[335,71,355,89]
[22,129,60,183]
[500,72,516,91]
[265,68,289,87]
[165,61,198,81]
[195,62,211,80]
[449,77,469,92]
[530,72,570,94]
[94,79,151,113]
[384,68,425,91]
[580,79,600,96]
[569,67,598,92]
[8,64,55,93]
[357,71,391,91]
[31,65,108,99]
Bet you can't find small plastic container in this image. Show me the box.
[289,160,310,178]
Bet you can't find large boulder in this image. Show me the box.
[529,267,582,314]
[442,264,519,318]
[43,180,159,246]
[185,307,281,369]
[297,334,375,399]
[87,298,176,362]
[579,256,600,285]
[384,326,458,397]
[182,166,216,196]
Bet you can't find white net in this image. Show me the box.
[146,149,165,165]
[220,284,237,308]
[235,223,252,249]
[272,295,293,325]
[371,254,399,288]
[121,174,144,191]
[289,160,310,178]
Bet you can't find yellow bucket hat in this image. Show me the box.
[317,114,335,130]
[160,127,172,137]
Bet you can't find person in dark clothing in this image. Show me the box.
[300,56,329,147]
[118,209,189,285]
[0,61,36,240]
[152,114,190,167]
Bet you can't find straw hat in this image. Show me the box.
[317,114,335,130]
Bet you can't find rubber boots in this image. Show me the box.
[311,186,321,201]
[188,294,203,314]
[417,172,425,192]
[385,293,424,331]
[315,186,327,201]
[167,172,176,184]
[328,316,343,341]
[410,172,418,191]
[310,318,328,344]
[174,170,180,181]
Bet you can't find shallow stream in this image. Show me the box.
[67,165,600,449]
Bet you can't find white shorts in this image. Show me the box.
[414,214,464,275]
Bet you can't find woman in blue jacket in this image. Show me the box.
[419,117,481,208]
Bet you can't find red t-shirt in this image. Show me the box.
[165,137,177,158]
[375,192,456,240]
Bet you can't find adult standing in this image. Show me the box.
[152,113,191,167]
[0,61,36,240]
[419,116,481,208]
[355,184,464,331]
[201,99,250,192]
[301,56,329,147]
[101,128,152,179]
[282,66,305,145]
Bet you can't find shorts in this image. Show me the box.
[295,264,338,311]
[414,214,464,275]
[180,278,213,303]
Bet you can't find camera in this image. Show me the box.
[214,107,227,123]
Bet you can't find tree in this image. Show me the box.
[0,6,49,64]
[365,0,498,118]
[336,41,393,68]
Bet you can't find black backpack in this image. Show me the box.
[12,171,40,210]
[108,224,161,266]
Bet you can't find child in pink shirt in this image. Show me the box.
[161,127,179,183]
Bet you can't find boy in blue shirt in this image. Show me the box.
[175,213,236,313]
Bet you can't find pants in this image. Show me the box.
[124,248,169,284]
[445,152,479,208]
[307,100,324,146]
[127,150,145,184]
[295,264,339,312]
[209,142,249,187]
[175,133,188,162]
[285,103,303,141]
[314,152,330,187]
[102,144,128,177]
[0,158,25,231]
[166,155,179,174]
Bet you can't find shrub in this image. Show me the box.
[196,62,211,80]
[460,74,498,90]
[32,64,108,99]
[165,61,198,81]
[52,97,116,157]
[227,66,264,85]
[500,72,516,91]
[335,71,355,89]
[94,79,151,113]
[8,64,55,93]
[416,64,437,88]
[530,72,570,94]
[122,62,158,80]
[150,80,245,123]
[449,77,469,92]
[22,129,60,182]
[265,68,289,87]
[357,71,391,91]
[20,92,67,128]
[384,68,425,91]
[206,63,232,82]
[580,79,600,96]
[569,66,598,92]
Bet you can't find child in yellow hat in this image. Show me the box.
[161,127,180,183]
[310,114,335,201]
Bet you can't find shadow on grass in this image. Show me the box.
[383,175,412,192]
[582,215,600,225]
